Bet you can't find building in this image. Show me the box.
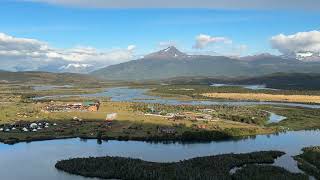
[106,113,117,121]
[83,101,100,112]
[158,127,176,134]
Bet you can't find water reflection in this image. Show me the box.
[0,130,320,179]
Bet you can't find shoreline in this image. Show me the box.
[146,89,320,106]
[0,128,298,146]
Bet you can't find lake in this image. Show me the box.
[1,130,320,179]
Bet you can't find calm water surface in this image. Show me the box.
[33,85,73,91]
[268,112,287,123]
[210,83,278,91]
[1,130,320,179]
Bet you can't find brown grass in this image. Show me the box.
[201,93,320,104]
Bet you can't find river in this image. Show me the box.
[0,130,320,179]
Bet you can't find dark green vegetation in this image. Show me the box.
[0,120,112,145]
[0,117,266,145]
[0,71,99,84]
[233,73,320,90]
[91,47,320,81]
[295,146,320,179]
[232,164,308,180]
[160,73,320,91]
[55,151,308,180]
[262,106,320,130]
[132,103,269,125]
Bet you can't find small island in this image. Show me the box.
[55,151,308,180]
[295,146,320,179]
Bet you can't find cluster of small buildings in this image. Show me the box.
[43,101,100,112]
[145,106,214,122]
[145,105,215,122]
[168,112,213,121]
[158,127,176,134]
[0,121,57,133]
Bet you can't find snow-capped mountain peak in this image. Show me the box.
[144,46,188,59]
[59,63,94,73]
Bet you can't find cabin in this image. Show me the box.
[106,113,117,121]
[44,101,100,112]
[83,101,100,112]
[158,127,176,134]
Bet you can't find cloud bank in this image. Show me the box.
[191,34,247,56]
[0,33,136,72]
[271,30,320,59]
[24,0,320,10]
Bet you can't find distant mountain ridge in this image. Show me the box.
[91,47,320,80]
[0,71,98,84]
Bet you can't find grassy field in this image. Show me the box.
[202,92,320,104]
[148,85,320,103]
[0,100,275,144]
[260,106,320,130]
[149,84,320,97]
[1,83,320,144]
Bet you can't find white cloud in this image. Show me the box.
[191,34,248,56]
[193,34,232,49]
[127,45,136,51]
[23,0,320,10]
[270,30,320,58]
[0,33,136,72]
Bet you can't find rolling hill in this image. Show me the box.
[160,73,320,90]
[0,71,99,84]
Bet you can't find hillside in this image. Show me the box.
[236,73,320,90]
[160,73,320,90]
[91,47,320,81]
[0,71,99,84]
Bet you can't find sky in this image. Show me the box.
[0,0,320,72]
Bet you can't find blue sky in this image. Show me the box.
[0,0,319,72]
[1,1,319,55]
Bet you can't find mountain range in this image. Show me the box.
[91,46,320,80]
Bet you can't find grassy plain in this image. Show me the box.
[202,92,320,104]
[148,84,320,103]
[0,99,275,144]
